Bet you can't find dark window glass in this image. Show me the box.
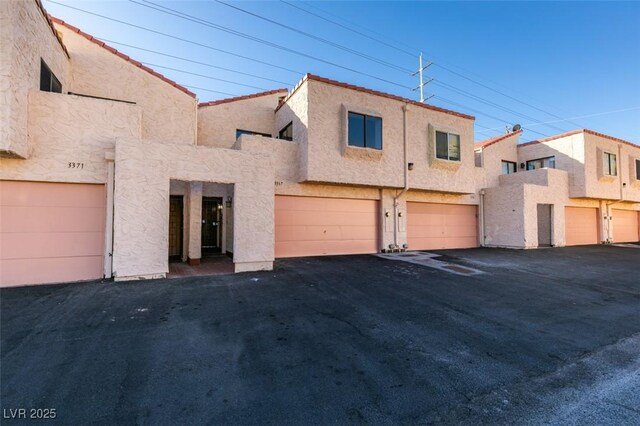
[474,151,482,167]
[603,152,617,176]
[436,131,460,161]
[348,112,366,148]
[636,159,640,180]
[526,156,555,170]
[278,122,293,141]
[236,129,271,139]
[365,115,382,149]
[501,160,517,175]
[436,131,449,159]
[40,59,61,93]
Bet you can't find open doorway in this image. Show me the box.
[202,197,223,256]
[537,204,553,247]
[168,196,184,261]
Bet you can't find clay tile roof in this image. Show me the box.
[304,74,474,120]
[198,88,289,108]
[35,0,69,58]
[475,130,523,149]
[49,16,196,98]
[518,129,639,149]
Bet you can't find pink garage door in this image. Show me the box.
[0,181,105,287]
[407,202,478,250]
[565,207,599,246]
[275,195,378,258]
[612,209,639,243]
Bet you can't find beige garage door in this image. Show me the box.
[407,202,478,250]
[0,181,106,287]
[565,207,599,246]
[612,209,639,243]
[275,195,378,258]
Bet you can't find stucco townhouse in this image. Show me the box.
[475,129,640,248]
[1,0,639,287]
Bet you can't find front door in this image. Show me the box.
[169,196,183,261]
[202,197,223,254]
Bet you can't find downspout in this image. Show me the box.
[393,104,410,250]
[479,189,486,247]
[603,143,624,243]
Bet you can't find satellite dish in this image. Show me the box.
[512,124,522,132]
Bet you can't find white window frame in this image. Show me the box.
[435,130,461,162]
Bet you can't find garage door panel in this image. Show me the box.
[0,256,104,287]
[0,181,105,287]
[565,207,598,246]
[0,181,105,207]
[275,196,378,258]
[1,232,105,259]
[1,206,105,233]
[613,209,639,243]
[275,210,376,227]
[407,202,478,250]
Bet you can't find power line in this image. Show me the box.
[432,80,569,134]
[141,63,269,90]
[435,96,550,138]
[47,0,304,75]
[98,38,293,86]
[290,1,586,127]
[183,85,238,97]
[280,0,416,57]
[215,0,413,74]
[477,106,640,133]
[131,0,412,89]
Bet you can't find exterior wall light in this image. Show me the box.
[408,162,414,170]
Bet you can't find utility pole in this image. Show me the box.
[412,52,433,102]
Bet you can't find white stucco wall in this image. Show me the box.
[583,133,640,202]
[113,138,274,280]
[517,134,586,198]
[198,91,286,148]
[478,133,520,189]
[0,0,69,158]
[54,23,196,145]
[302,78,476,193]
[0,91,141,183]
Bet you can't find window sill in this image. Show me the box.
[430,156,462,170]
[343,145,383,161]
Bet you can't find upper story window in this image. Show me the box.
[526,156,555,170]
[636,159,640,180]
[501,160,517,175]
[474,151,483,167]
[348,112,382,150]
[603,152,617,176]
[236,129,271,139]
[435,131,460,161]
[40,59,61,93]
[278,122,293,141]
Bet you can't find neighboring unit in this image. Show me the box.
[474,129,640,248]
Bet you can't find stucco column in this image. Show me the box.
[188,181,203,265]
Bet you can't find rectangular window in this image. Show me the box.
[40,59,61,93]
[236,129,271,139]
[501,160,517,175]
[636,159,640,180]
[348,112,382,149]
[526,156,555,170]
[603,152,617,176]
[435,131,461,161]
[474,151,483,167]
[278,122,293,141]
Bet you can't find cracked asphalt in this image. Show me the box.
[1,245,639,424]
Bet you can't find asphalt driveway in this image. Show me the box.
[2,246,639,425]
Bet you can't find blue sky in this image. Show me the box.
[43,1,640,143]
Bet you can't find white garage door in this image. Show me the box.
[0,181,106,287]
[275,195,378,257]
